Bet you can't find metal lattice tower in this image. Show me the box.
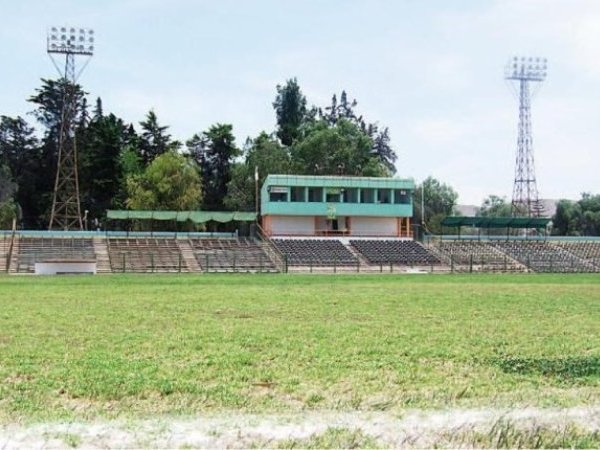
[47,26,95,230]
[505,56,547,217]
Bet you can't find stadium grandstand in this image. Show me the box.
[2,177,600,275]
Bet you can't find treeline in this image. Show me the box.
[0,78,397,229]
[1,77,598,235]
[476,194,600,236]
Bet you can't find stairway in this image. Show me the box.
[92,237,112,273]
[0,237,7,273]
[343,242,370,270]
[176,239,200,273]
[8,236,19,274]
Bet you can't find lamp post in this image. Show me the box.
[505,56,547,217]
[46,26,95,230]
[254,166,259,216]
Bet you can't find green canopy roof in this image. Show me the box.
[441,216,551,229]
[106,210,257,223]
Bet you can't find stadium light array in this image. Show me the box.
[505,56,547,82]
[47,26,94,55]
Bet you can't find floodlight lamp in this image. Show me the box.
[48,25,95,55]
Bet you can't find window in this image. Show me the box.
[269,186,288,202]
[377,189,391,204]
[360,188,375,203]
[325,188,341,203]
[307,187,323,202]
[342,188,359,203]
[394,189,411,204]
[290,187,306,202]
[269,192,288,202]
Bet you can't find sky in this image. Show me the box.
[2,0,599,205]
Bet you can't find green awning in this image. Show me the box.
[441,216,551,229]
[106,210,257,223]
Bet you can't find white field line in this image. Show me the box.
[1,407,599,449]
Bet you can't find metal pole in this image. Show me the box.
[255,166,259,216]
[421,182,425,227]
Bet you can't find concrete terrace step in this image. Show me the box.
[177,240,201,273]
[92,237,112,273]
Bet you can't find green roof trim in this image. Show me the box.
[263,174,415,189]
[106,210,257,223]
[441,216,551,229]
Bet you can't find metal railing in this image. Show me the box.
[255,224,287,273]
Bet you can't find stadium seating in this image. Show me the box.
[189,237,277,272]
[350,239,440,265]
[0,234,10,272]
[108,238,185,272]
[490,241,594,273]
[272,239,357,266]
[553,241,600,270]
[15,237,96,273]
[433,241,524,272]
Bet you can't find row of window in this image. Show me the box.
[268,187,412,204]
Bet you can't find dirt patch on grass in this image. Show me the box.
[1,406,599,448]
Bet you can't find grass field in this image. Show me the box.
[0,273,599,426]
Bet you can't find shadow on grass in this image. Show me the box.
[492,356,600,380]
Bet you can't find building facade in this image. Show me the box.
[260,175,414,237]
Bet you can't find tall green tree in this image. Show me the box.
[478,195,512,217]
[28,78,87,132]
[577,193,600,235]
[0,116,42,228]
[273,78,308,146]
[291,119,386,176]
[552,199,581,236]
[0,165,18,229]
[126,151,202,211]
[188,124,239,211]
[139,110,175,165]
[79,113,131,221]
[27,78,88,227]
[318,90,397,173]
[552,194,600,236]
[413,176,459,233]
[224,132,291,211]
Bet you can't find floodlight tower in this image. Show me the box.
[505,56,547,217]
[46,26,95,230]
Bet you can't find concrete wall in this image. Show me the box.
[35,261,97,275]
[351,217,397,236]
[269,216,315,235]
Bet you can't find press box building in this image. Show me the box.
[260,175,414,237]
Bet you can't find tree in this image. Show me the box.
[28,78,87,133]
[0,116,42,228]
[552,199,581,236]
[224,132,291,211]
[318,90,397,173]
[291,119,387,176]
[478,195,512,217]
[552,193,600,236]
[0,165,18,229]
[188,124,239,211]
[138,110,175,165]
[577,193,600,236]
[273,78,308,146]
[126,151,202,211]
[413,176,459,233]
[27,78,88,228]
[79,113,131,221]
